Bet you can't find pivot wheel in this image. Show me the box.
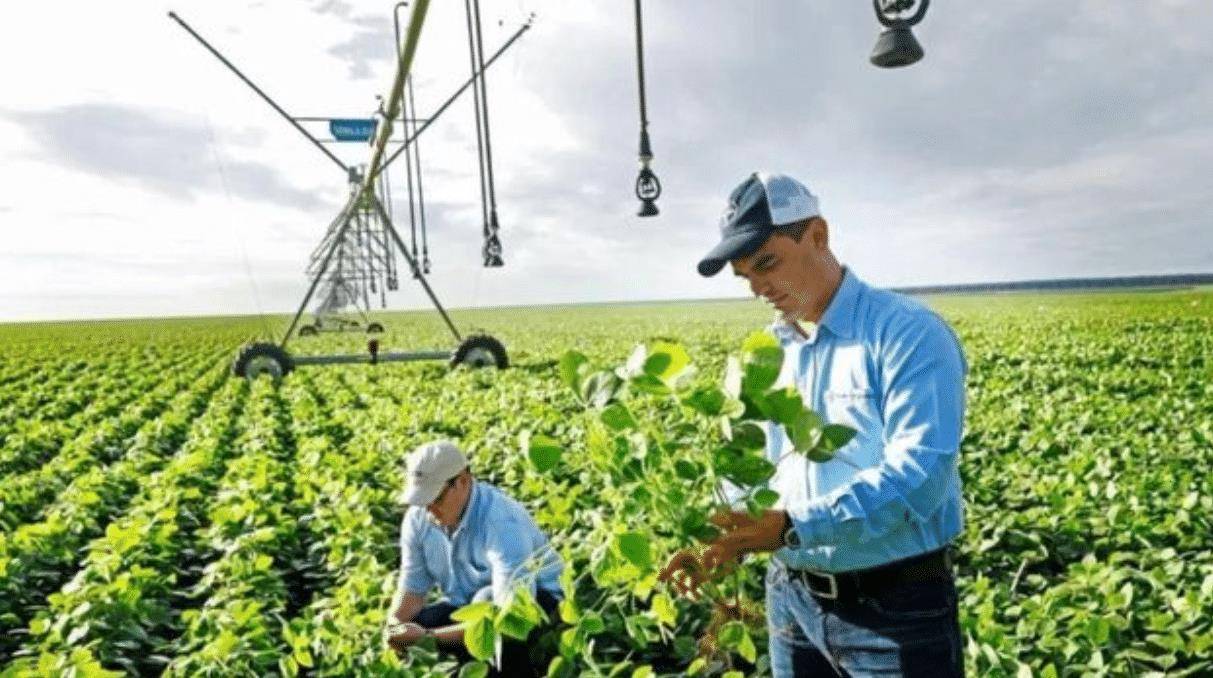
[232,342,294,379]
[366,322,385,334]
[298,325,319,337]
[450,334,508,369]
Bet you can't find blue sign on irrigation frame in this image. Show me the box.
[329,118,378,142]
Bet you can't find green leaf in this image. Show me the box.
[679,508,721,542]
[600,403,637,431]
[463,616,496,662]
[496,588,542,640]
[579,612,605,635]
[644,342,691,384]
[525,433,564,473]
[717,620,745,647]
[650,592,677,626]
[741,329,779,354]
[451,601,496,624]
[294,648,313,668]
[29,617,49,636]
[714,447,776,487]
[728,421,766,450]
[558,596,580,625]
[786,409,824,453]
[753,488,780,509]
[721,396,747,419]
[806,446,836,463]
[737,626,757,663]
[819,424,857,452]
[460,663,490,678]
[763,387,804,426]
[558,351,589,393]
[682,386,726,416]
[581,370,622,409]
[740,331,783,395]
[615,532,653,570]
[629,374,671,396]
[674,459,701,481]
[547,657,574,678]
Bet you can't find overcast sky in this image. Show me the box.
[2,1,1210,322]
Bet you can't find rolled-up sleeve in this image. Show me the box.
[398,512,434,595]
[787,312,967,547]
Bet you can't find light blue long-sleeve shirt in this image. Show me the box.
[398,481,564,606]
[765,267,968,573]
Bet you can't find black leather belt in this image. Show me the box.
[785,548,952,603]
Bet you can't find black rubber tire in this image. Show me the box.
[365,322,385,334]
[298,325,319,337]
[232,342,294,379]
[450,334,508,370]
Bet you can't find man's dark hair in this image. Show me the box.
[777,217,818,243]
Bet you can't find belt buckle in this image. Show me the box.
[803,570,838,600]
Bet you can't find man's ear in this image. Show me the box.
[811,217,829,251]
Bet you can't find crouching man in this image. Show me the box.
[384,440,564,675]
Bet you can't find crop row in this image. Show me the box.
[0,351,219,532]
[5,377,248,676]
[164,378,304,676]
[269,371,405,676]
[0,350,208,478]
[0,360,230,661]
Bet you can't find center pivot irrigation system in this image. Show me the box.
[170,0,929,380]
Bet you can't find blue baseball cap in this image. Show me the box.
[697,172,821,277]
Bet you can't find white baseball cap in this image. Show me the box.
[401,440,469,506]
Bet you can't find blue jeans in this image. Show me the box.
[766,561,964,677]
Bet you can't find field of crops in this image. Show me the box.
[0,288,1211,677]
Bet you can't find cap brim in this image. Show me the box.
[697,229,771,277]
[401,481,444,507]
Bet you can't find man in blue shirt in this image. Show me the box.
[385,440,564,675]
[660,172,968,677]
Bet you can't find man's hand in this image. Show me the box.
[385,622,428,655]
[710,509,760,533]
[658,535,743,599]
[659,510,791,599]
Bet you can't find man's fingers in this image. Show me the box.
[709,510,744,531]
[658,551,691,583]
[660,550,710,600]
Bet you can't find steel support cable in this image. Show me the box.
[168,12,348,174]
[201,111,274,340]
[402,105,420,276]
[377,166,392,305]
[463,0,491,267]
[472,0,503,266]
[407,76,431,274]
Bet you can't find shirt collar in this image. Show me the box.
[769,267,861,343]
[449,479,483,539]
[817,266,861,340]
